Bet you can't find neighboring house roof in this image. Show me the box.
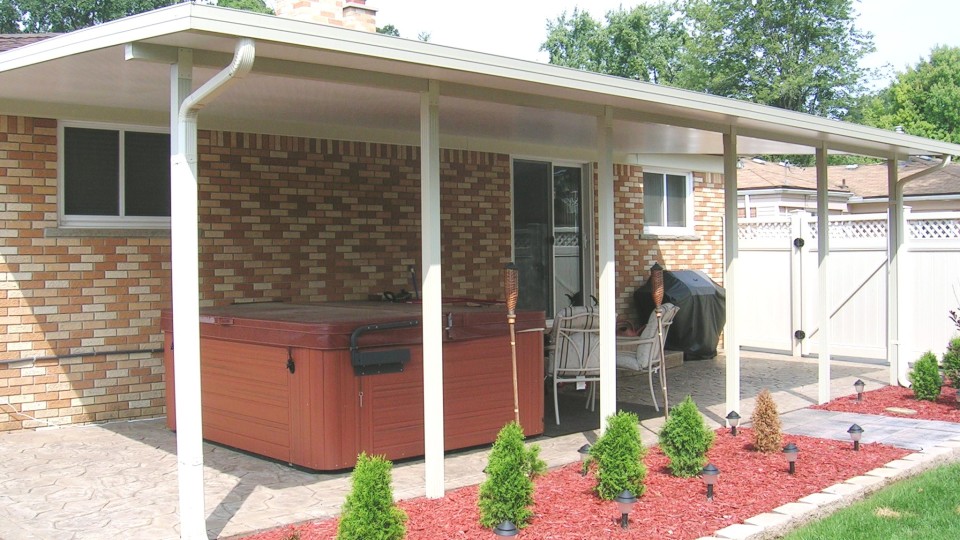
[0,34,56,52]
[737,157,960,199]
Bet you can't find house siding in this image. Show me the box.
[0,114,724,432]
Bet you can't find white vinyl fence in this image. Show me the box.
[738,210,960,363]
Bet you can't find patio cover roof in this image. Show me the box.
[3,4,960,539]
[2,4,960,161]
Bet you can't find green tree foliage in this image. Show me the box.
[542,3,685,84]
[477,422,546,529]
[543,1,876,119]
[657,396,714,477]
[1,0,271,33]
[336,452,407,540]
[909,351,943,401]
[678,0,874,118]
[588,410,647,499]
[376,24,400,37]
[943,337,960,389]
[863,46,960,143]
[217,0,271,14]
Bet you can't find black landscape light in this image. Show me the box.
[854,379,865,402]
[726,410,741,436]
[614,489,637,529]
[702,463,719,501]
[578,443,591,476]
[848,424,864,451]
[782,442,799,474]
[493,520,518,537]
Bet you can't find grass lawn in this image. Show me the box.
[784,462,960,539]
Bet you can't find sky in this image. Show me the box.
[371,0,960,87]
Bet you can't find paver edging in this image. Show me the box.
[707,445,960,540]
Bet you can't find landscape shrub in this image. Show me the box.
[477,422,546,529]
[589,410,647,499]
[909,351,943,401]
[657,396,715,477]
[751,389,783,453]
[942,337,960,389]
[336,452,407,540]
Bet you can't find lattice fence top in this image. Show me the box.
[738,220,791,240]
[910,218,960,240]
[809,218,888,240]
[555,230,580,247]
[739,213,960,241]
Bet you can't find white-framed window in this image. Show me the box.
[643,168,694,236]
[59,121,171,228]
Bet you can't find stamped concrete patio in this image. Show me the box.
[3,351,956,539]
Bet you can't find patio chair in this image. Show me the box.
[615,303,679,412]
[547,305,601,425]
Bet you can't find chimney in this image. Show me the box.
[274,0,378,32]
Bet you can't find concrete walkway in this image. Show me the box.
[1,352,958,539]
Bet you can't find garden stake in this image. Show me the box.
[503,263,520,424]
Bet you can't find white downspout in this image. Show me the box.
[889,156,952,386]
[172,38,255,540]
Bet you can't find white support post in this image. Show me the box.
[816,144,831,404]
[597,107,616,431]
[887,158,902,386]
[817,145,830,403]
[790,211,808,357]
[722,130,740,418]
[170,48,206,540]
[420,79,445,498]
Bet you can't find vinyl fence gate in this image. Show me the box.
[737,210,960,363]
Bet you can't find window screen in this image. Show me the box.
[64,127,120,216]
[124,131,170,217]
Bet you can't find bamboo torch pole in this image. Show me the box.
[650,262,668,417]
[504,263,520,424]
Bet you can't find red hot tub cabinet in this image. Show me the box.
[161,302,545,471]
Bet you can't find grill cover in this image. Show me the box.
[634,270,726,360]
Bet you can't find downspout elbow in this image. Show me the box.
[179,38,256,123]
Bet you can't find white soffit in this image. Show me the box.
[1,3,960,160]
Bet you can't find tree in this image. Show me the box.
[217,0,271,14]
[1,0,271,33]
[542,4,685,84]
[677,0,875,119]
[863,46,960,143]
[376,24,399,37]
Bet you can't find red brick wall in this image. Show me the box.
[612,166,725,323]
[0,116,723,432]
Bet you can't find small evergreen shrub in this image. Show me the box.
[336,453,407,540]
[589,410,647,500]
[909,351,943,401]
[658,396,715,477]
[478,422,546,529]
[751,389,782,453]
[943,337,960,389]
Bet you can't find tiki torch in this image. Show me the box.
[504,263,520,424]
[650,262,669,416]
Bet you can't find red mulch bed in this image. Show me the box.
[812,384,960,422]
[240,428,909,540]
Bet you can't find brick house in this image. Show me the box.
[0,4,732,433]
[2,5,959,526]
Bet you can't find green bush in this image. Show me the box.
[943,337,960,389]
[658,396,715,477]
[589,410,647,500]
[478,422,546,529]
[336,453,407,540]
[909,351,943,401]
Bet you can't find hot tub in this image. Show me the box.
[161,301,545,470]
